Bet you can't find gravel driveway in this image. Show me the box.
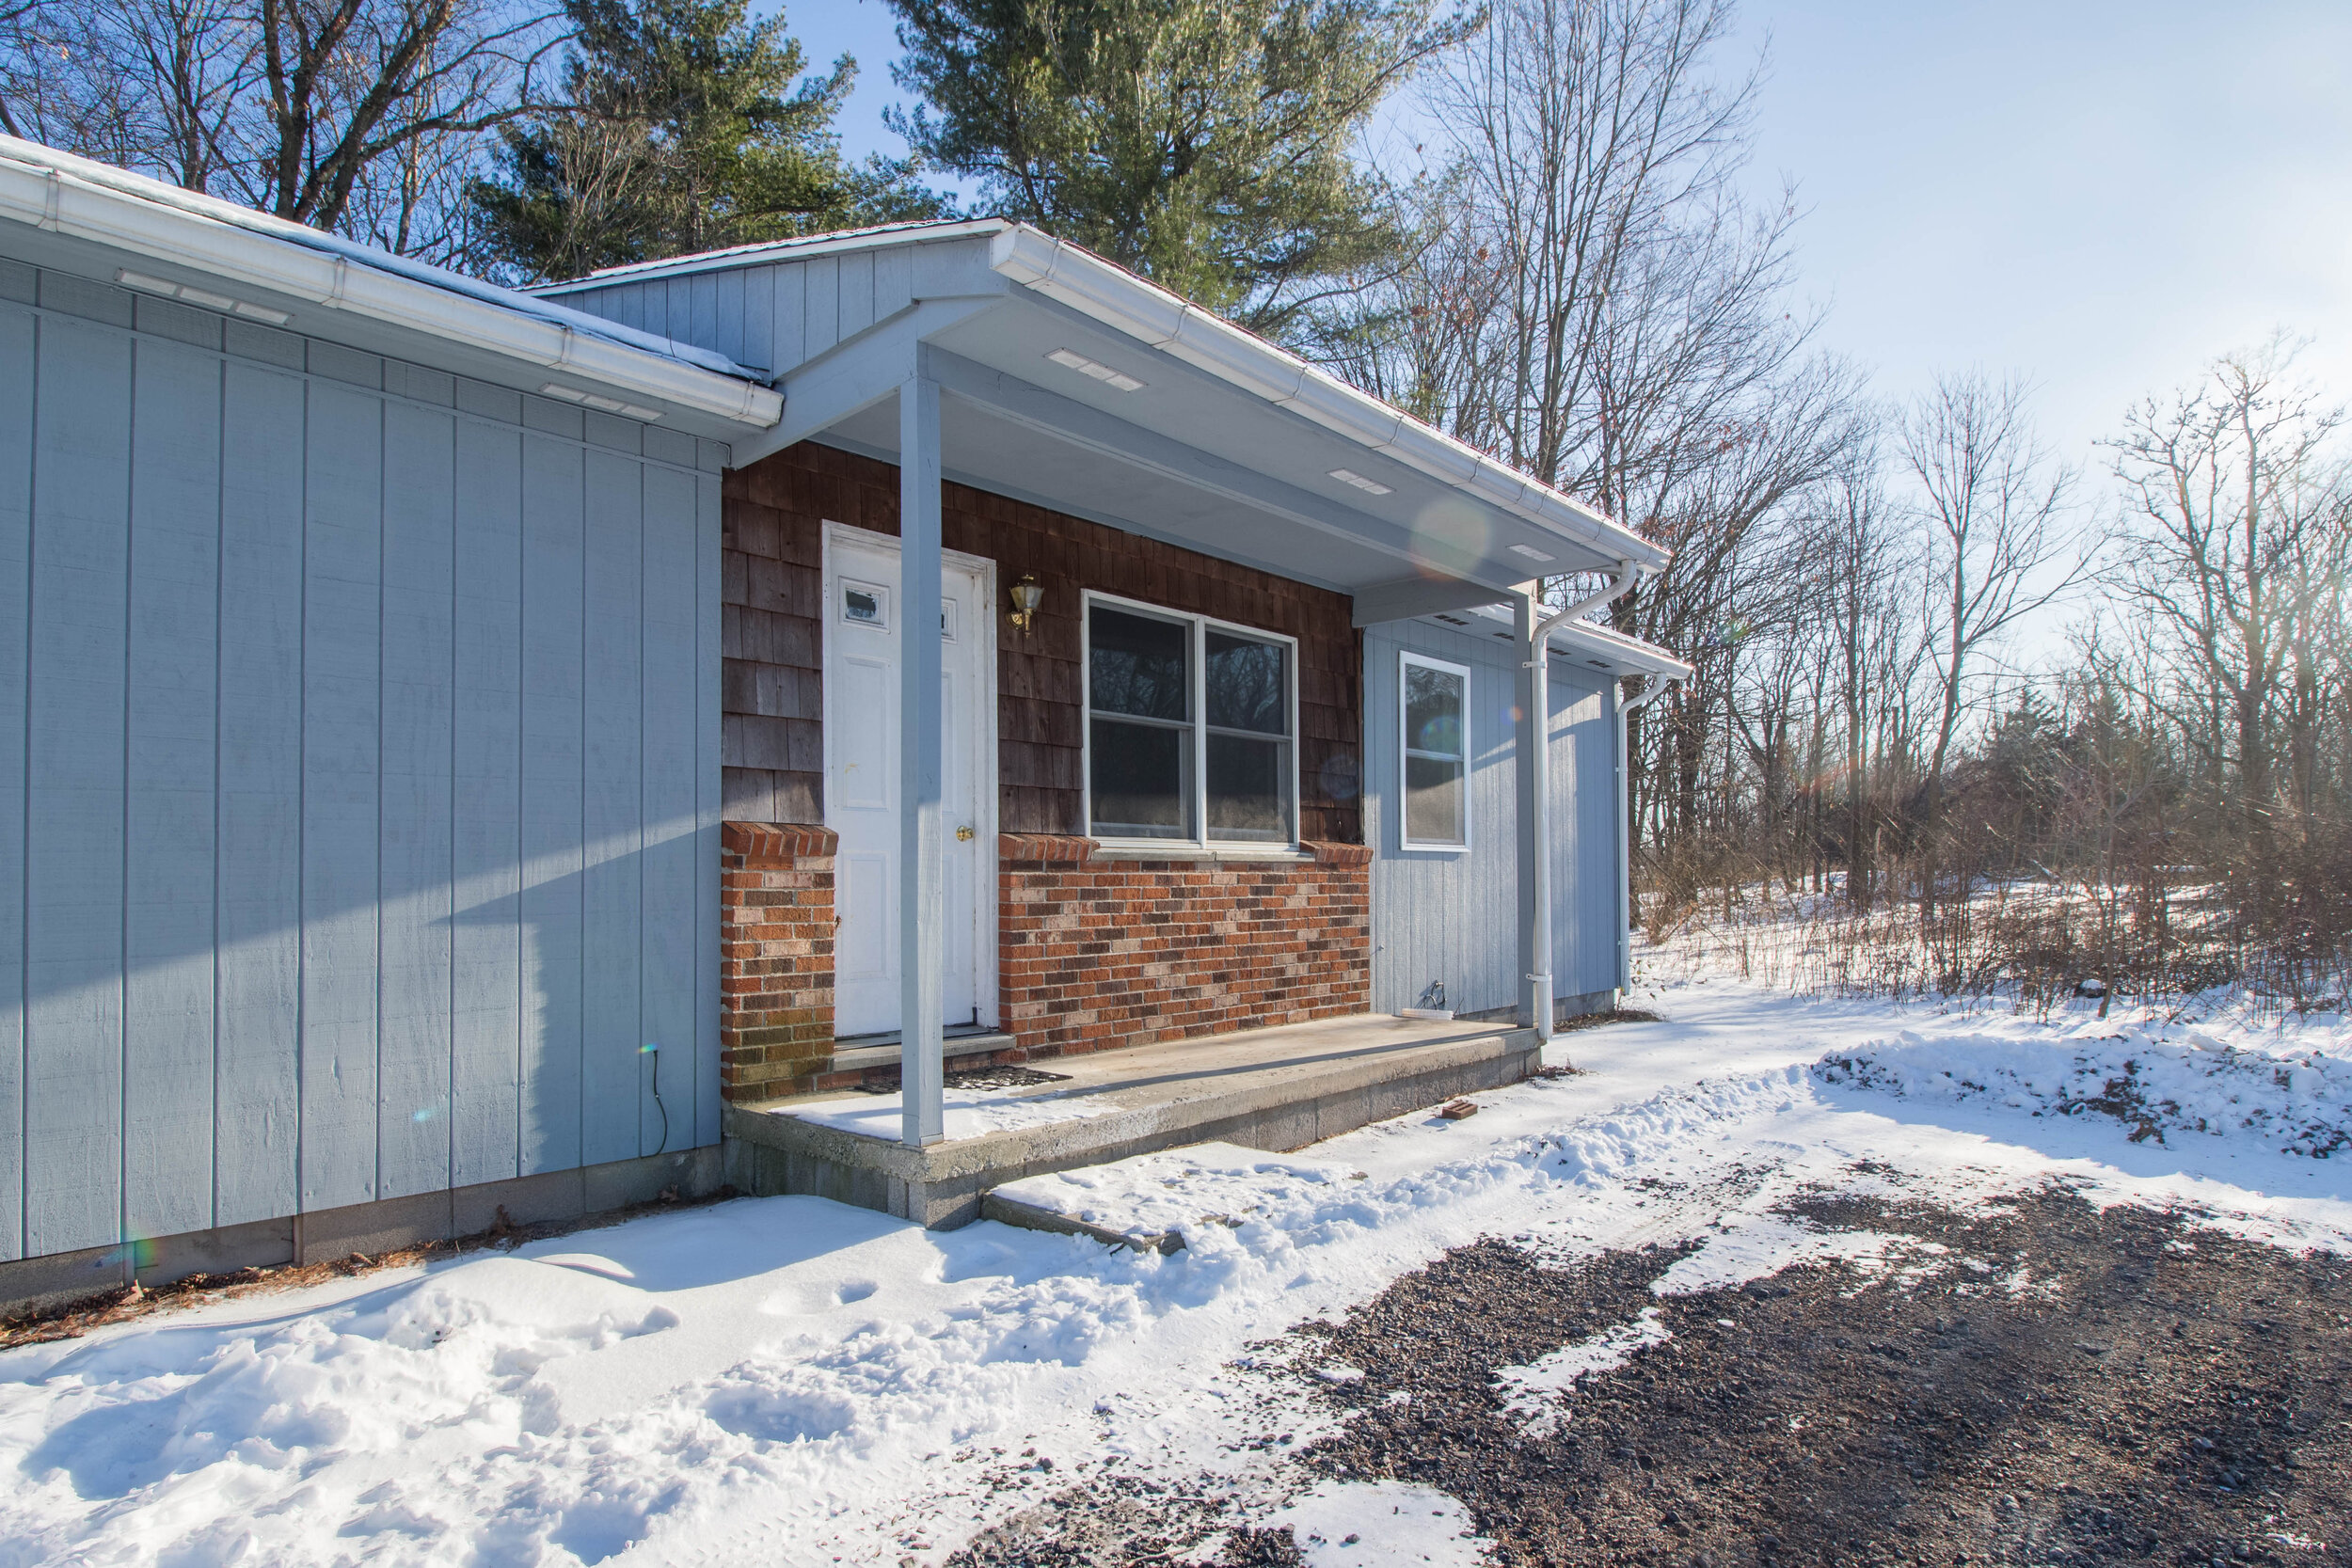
[949,1176,2352,1567]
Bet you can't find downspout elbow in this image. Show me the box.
[1623,673,1679,715]
[1534,558,1640,644]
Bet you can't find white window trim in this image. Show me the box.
[1081,589,1302,854]
[1398,650,1473,854]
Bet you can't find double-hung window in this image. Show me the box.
[1086,596,1297,847]
[1399,652,1470,850]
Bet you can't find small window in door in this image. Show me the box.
[840,578,890,628]
[1400,653,1470,850]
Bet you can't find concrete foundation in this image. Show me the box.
[723,1013,1542,1228]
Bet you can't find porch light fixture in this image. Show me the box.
[1008,572,1044,634]
[1044,346,1145,391]
[1508,543,1558,562]
[1327,467,1393,496]
[540,382,665,421]
[116,267,293,325]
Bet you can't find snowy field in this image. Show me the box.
[1,956,2346,1566]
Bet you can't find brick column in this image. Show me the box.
[720,821,838,1102]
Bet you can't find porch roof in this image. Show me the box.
[538,221,1669,625]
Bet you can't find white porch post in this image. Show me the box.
[899,369,946,1147]
[1514,587,1555,1040]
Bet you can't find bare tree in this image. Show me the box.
[2107,341,2351,858]
[1899,369,2085,911]
[1,0,562,254]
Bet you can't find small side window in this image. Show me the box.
[840,578,890,628]
[1400,653,1470,850]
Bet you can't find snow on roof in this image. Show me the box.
[0,135,770,385]
[536,219,1012,293]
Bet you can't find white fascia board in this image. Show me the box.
[986,224,1668,572]
[1548,618,1693,680]
[0,137,781,430]
[1458,599,1692,678]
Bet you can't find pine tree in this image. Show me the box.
[883,0,1466,336]
[472,0,946,283]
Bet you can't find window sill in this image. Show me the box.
[1398,841,1472,856]
[1089,841,1316,864]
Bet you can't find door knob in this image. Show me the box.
[956,825,976,842]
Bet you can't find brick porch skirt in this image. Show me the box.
[718,823,1372,1103]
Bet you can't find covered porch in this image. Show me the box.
[544,220,1667,1189]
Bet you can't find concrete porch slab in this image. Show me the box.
[721,1013,1540,1228]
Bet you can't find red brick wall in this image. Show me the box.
[716,442,1378,1093]
[998,836,1374,1057]
[719,822,838,1102]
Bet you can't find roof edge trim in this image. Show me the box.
[0,136,782,429]
[532,218,1015,293]
[987,225,1668,572]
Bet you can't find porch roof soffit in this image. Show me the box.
[546,220,1666,608]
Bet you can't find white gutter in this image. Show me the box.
[987,226,1669,573]
[1547,617,1694,681]
[0,137,782,430]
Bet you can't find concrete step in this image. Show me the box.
[723,1013,1540,1228]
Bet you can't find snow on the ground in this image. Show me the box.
[992,1143,1367,1243]
[1814,1020,2352,1156]
[5,957,2351,1568]
[1492,1308,1671,1438]
[1268,1479,1492,1566]
[779,1084,1121,1140]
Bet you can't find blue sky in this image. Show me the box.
[788,0,2352,477]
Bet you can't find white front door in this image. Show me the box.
[824,524,996,1037]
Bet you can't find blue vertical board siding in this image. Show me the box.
[215,362,305,1227]
[713,273,744,372]
[451,419,524,1187]
[300,382,384,1212]
[377,402,456,1198]
[0,308,31,1259]
[773,265,805,374]
[693,471,722,1147]
[839,252,875,335]
[0,278,724,1268]
[123,337,222,1242]
[1545,665,1620,999]
[803,256,841,357]
[741,268,774,374]
[519,434,584,1175]
[1363,622,1522,1019]
[640,464,697,1157]
[24,315,130,1257]
[580,451,644,1166]
[873,247,913,321]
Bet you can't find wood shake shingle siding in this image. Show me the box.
[721,441,1365,844]
[0,265,725,1262]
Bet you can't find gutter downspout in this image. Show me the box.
[1517,560,1640,1041]
[1615,673,1681,992]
